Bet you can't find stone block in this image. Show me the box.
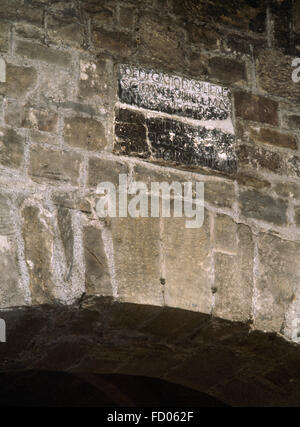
[213,220,253,322]
[111,217,162,306]
[64,117,107,152]
[88,157,129,188]
[0,127,24,169]
[16,40,72,68]
[29,146,81,185]
[83,225,112,296]
[0,63,37,98]
[162,212,212,313]
[22,205,55,305]
[239,189,287,225]
[234,91,279,125]
[254,233,300,332]
[249,127,297,150]
[0,21,10,52]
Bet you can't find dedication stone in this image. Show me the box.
[116,65,236,174]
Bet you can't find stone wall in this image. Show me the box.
[0,0,300,344]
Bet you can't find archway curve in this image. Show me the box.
[1,296,300,407]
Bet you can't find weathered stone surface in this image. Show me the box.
[16,40,72,68]
[88,157,129,188]
[83,225,111,296]
[0,21,10,52]
[249,127,297,150]
[64,117,107,152]
[111,217,162,305]
[114,108,149,158]
[282,113,300,131]
[92,28,135,57]
[146,117,236,174]
[136,14,186,67]
[57,207,74,281]
[295,207,300,226]
[214,219,253,322]
[162,213,212,313]
[37,66,77,103]
[256,50,300,101]
[287,155,300,178]
[47,13,86,49]
[234,91,279,125]
[79,58,110,100]
[271,0,294,53]
[172,0,266,33]
[53,191,91,213]
[0,194,14,236]
[0,235,24,308]
[22,205,55,305]
[0,127,24,169]
[119,7,134,29]
[274,182,300,200]
[0,64,37,98]
[239,189,287,225]
[22,107,58,133]
[15,22,45,41]
[254,233,300,333]
[204,180,235,209]
[29,146,81,185]
[208,57,247,86]
[0,197,23,309]
[187,23,220,50]
[119,64,232,121]
[237,174,271,190]
[237,144,283,174]
[214,214,237,253]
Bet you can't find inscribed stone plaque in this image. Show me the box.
[117,65,236,174]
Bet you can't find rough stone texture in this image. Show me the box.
[22,107,58,133]
[29,146,81,185]
[57,207,74,282]
[248,127,297,150]
[204,180,235,209]
[234,92,279,126]
[162,213,212,313]
[173,0,266,33]
[64,117,107,152]
[111,217,162,306]
[0,64,37,98]
[88,157,129,188]
[0,235,23,308]
[213,218,253,322]
[146,117,236,175]
[0,21,10,52]
[16,40,72,68]
[136,14,186,67]
[274,182,300,201]
[22,206,55,305]
[254,233,300,333]
[114,108,149,158]
[0,0,300,404]
[295,207,300,227]
[207,57,247,86]
[282,113,300,131]
[237,144,283,174]
[83,225,112,296]
[0,127,24,170]
[239,190,287,225]
[256,50,300,101]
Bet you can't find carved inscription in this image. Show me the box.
[119,65,232,121]
[116,65,236,174]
